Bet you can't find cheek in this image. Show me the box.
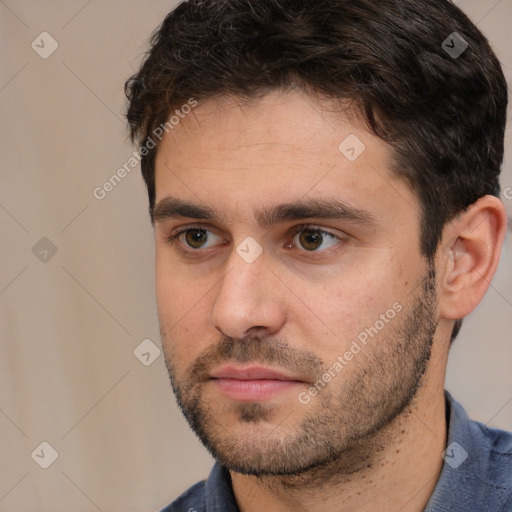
[295,258,411,354]
[155,256,216,364]
[155,248,198,314]
[297,283,375,356]
[156,260,193,332]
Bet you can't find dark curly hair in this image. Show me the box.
[124,0,508,342]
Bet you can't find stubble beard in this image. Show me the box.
[162,264,438,483]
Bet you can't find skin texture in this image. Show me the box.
[153,90,507,511]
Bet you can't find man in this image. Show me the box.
[124,0,511,510]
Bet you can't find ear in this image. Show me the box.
[436,195,508,322]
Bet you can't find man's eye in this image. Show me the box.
[167,228,221,250]
[166,225,342,253]
[291,226,340,252]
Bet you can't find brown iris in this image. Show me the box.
[184,229,208,249]
[298,228,324,251]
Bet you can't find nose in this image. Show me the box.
[209,246,287,340]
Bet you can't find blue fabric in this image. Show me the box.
[424,391,512,511]
[160,391,512,511]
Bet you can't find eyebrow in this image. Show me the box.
[152,195,378,229]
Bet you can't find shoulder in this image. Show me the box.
[431,392,512,511]
[158,479,206,512]
[471,419,512,501]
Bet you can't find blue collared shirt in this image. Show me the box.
[160,391,512,511]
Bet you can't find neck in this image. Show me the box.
[230,379,447,512]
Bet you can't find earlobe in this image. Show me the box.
[438,195,508,321]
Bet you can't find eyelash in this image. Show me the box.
[166,224,342,255]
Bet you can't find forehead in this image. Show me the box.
[153,90,419,226]
[157,91,368,169]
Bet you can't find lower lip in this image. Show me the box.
[211,378,302,401]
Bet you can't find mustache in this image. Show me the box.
[186,335,324,383]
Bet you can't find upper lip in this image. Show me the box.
[210,365,303,382]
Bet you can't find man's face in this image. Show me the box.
[153,91,439,476]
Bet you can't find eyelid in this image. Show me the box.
[289,223,338,238]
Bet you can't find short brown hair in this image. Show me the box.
[125,0,508,341]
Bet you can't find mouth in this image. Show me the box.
[208,365,305,401]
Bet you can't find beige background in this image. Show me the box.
[0,1,511,511]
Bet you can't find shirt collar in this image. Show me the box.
[424,389,507,511]
[204,462,240,511]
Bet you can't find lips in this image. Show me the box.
[209,365,304,401]
[210,365,302,382]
